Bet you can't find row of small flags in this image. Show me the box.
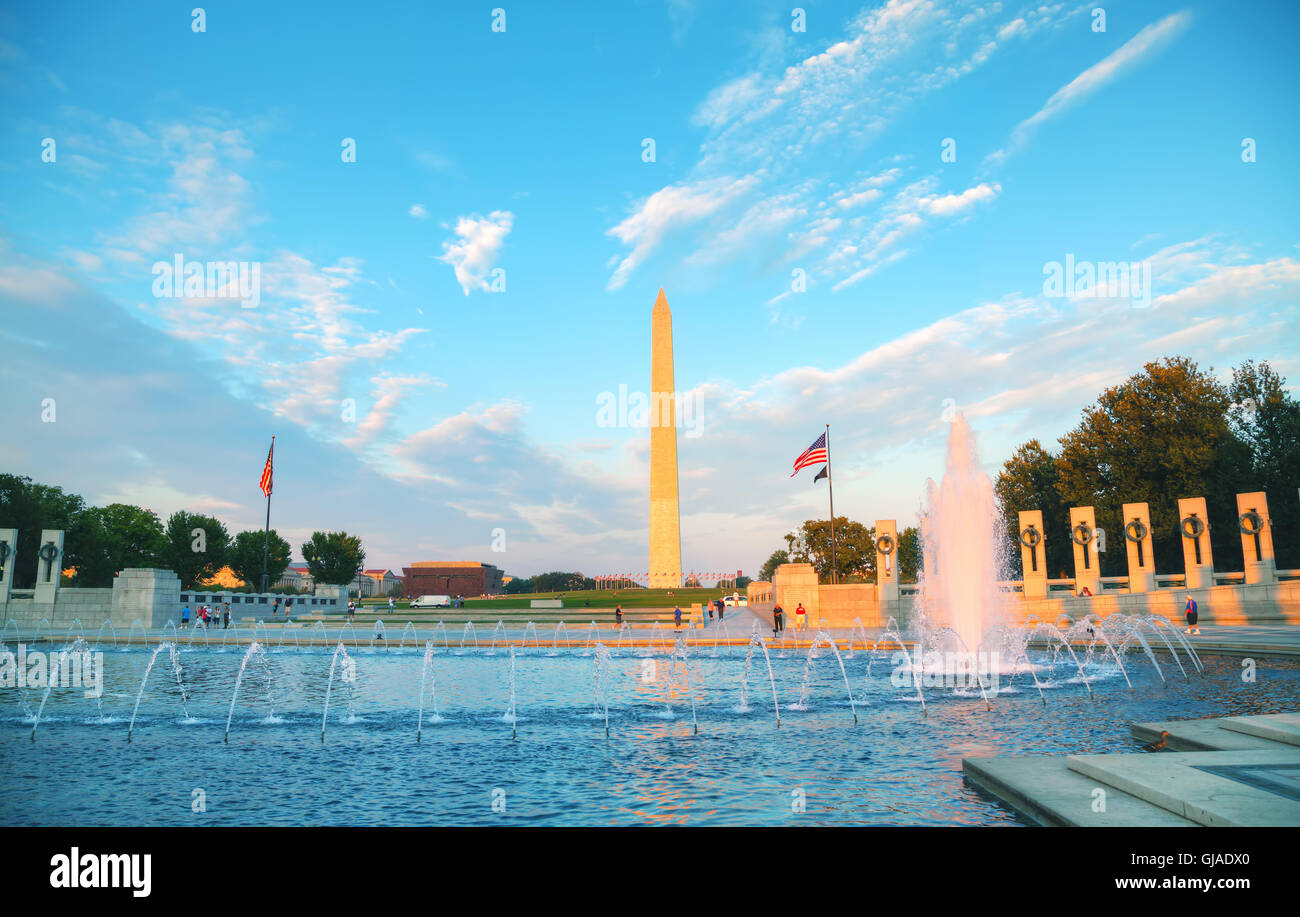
[596,572,742,580]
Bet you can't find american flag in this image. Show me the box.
[790,432,827,476]
[259,437,275,497]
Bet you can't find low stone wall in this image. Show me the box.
[762,563,1300,630]
[1,568,345,633]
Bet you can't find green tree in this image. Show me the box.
[1054,357,1250,575]
[301,531,366,585]
[758,549,789,582]
[163,511,231,588]
[71,503,168,586]
[505,576,534,595]
[897,525,922,583]
[228,529,292,590]
[0,474,86,588]
[995,440,1073,578]
[787,517,876,583]
[1229,360,1300,567]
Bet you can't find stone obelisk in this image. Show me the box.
[649,288,682,588]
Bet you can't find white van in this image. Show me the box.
[410,594,452,608]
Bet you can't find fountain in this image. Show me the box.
[737,633,782,725]
[503,645,518,739]
[919,414,1008,656]
[320,641,354,741]
[225,641,273,742]
[591,642,612,735]
[415,639,444,741]
[794,631,858,722]
[30,636,91,740]
[126,642,190,741]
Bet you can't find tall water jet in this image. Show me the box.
[920,415,1008,655]
[592,643,612,735]
[30,637,91,740]
[225,641,270,742]
[504,645,518,739]
[127,642,187,741]
[416,639,443,741]
[320,641,353,741]
[738,633,782,725]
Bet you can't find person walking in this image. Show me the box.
[673,606,682,630]
[1184,594,1200,635]
[773,603,784,635]
[272,597,280,617]
[794,602,807,630]
[388,596,395,613]
[716,598,725,622]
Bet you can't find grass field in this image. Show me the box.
[360,586,738,611]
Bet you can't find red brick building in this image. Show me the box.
[402,562,504,598]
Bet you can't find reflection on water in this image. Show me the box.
[2,645,1297,826]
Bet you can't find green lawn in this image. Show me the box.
[361,586,736,610]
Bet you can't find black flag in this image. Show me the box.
[813,465,828,483]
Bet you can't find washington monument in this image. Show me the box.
[649,288,683,588]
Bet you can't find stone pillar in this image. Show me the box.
[1121,502,1156,593]
[1177,497,1214,589]
[1017,511,1048,599]
[1236,491,1277,585]
[0,528,16,607]
[874,519,899,604]
[32,529,65,605]
[1068,507,1102,597]
[111,568,182,628]
[771,563,819,626]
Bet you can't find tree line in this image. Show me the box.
[995,357,1299,576]
[0,474,366,590]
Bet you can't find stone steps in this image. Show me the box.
[962,755,1198,826]
[965,712,1300,826]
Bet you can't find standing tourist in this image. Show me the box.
[1184,594,1200,635]
[181,605,191,628]
[773,603,784,634]
[794,602,807,630]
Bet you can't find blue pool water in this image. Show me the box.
[2,642,1297,825]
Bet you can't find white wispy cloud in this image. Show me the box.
[604,175,758,290]
[608,1,1077,294]
[986,11,1193,166]
[408,203,429,220]
[437,210,514,295]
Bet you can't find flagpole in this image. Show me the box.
[826,424,837,586]
[261,435,274,593]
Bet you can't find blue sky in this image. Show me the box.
[1,0,1297,581]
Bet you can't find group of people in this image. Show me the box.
[180,603,230,629]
